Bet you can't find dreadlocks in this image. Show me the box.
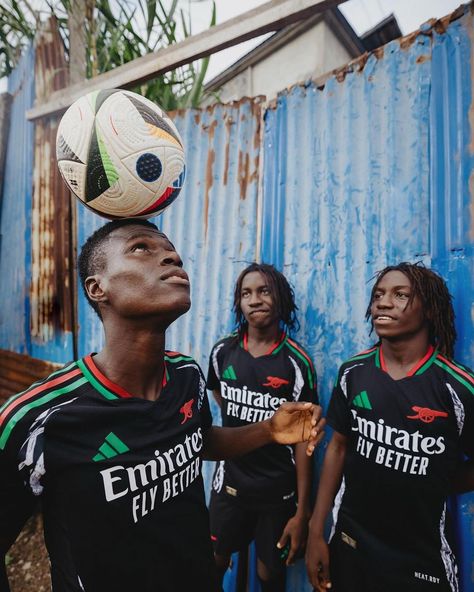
[365,262,456,359]
[233,263,299,335]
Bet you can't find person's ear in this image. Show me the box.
[85,276,107,305]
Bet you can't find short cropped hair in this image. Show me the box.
[365,261,456,358]
[233,263,299,334]
[78,218,159,318]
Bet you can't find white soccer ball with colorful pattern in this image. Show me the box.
[56,89,186,219]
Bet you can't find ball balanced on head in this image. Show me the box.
[56,89,186,219]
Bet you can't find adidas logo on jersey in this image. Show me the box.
[222,365,237,380]
[353,390,372,410]
[93,432,130,462]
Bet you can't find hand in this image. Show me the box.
[277,513,308,566]
[269,402,325,455]
[305,534,331,591]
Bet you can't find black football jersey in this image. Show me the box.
[327,345,474,591]
[0,352,215,592]
[207,332,318,501]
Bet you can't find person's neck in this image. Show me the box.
[93,320,167,401]
[380,332,431,379]
[245,323,281,357]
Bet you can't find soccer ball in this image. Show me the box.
[56,89,186,219]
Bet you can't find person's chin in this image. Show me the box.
[154,295,191,319]
[172,296,191,315]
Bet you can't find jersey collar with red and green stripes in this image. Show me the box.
[376,344,438,377]
[349,344,473,386]
[0,352,194,450]
[77,352,194,400]
[240,331,287,356]
[348,344,438,377]
[240,331,316,391]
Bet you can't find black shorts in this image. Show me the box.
[209,487,296,574]
[328,529,453,592]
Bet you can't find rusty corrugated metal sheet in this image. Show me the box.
[76,97,263,371]
[261,7,474,592]
[0,93,13,201]
[430,10,474,589]
[0,46,36,353]
[2,4,473,592]
[29,17,74,362]
[162,99,263,366]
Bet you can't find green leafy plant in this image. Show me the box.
[0,0,216,109]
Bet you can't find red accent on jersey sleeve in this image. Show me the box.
[0,367,82,427]
[286,337,315,371]
[437,354,474,385]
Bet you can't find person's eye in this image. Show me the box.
[373,292,383,300]
[241,292,250,298]
[262,288,270,295]
[396,292,409,299]
[131,243,150,252]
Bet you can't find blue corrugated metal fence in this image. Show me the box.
[1,6,473,591]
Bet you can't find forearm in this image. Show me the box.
[203,401,322,460]
[212,389,222,408]
[308,433,347,537]
[294,443,312,517]
[202,423,272,460]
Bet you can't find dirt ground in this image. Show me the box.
[6,514,51,592]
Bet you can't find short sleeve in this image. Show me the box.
[300,360,318,405]
[206,343,221,391]
[194,362,213,432]
[326,367,352,436]
[199,390,213,432]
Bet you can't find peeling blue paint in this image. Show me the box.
[1,7,473,592]
[261,10,474,592]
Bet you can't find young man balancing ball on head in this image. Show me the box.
[305,262,474,592]
[0,220,324,592]
[207,263,318,592]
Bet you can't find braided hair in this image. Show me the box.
[365,262,456,358]
[233,263,299,335]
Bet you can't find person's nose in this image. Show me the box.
[161,250,182,267]
[248,291,262,306]
[376,293,393,309]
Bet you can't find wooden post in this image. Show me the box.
[68,0,88,85]
[67,1,88,359]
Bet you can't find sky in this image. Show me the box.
[183,0,466,82]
